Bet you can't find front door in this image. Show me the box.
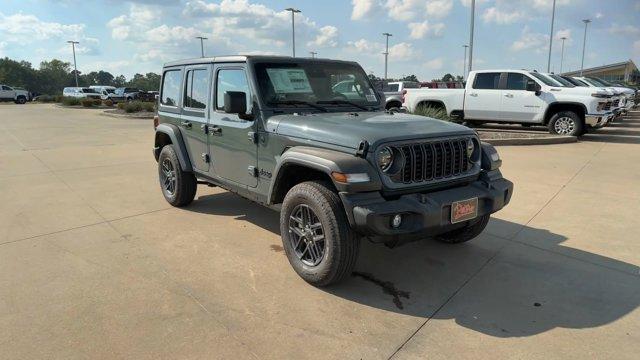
[501,72,545,123]
[464,72,503,121]
[179,66,212,173]
[209,65,258,187]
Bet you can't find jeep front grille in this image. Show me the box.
[612,99,620,107]
[391,138,474,184]
[603,101,612,111]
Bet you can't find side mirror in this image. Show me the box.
[526,81,541,95]
[224,91,247,114]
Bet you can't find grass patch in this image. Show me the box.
[411,104,450,121]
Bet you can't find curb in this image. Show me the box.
[53,104,110,110]
[482,135,577,146]
[100,111,154,120]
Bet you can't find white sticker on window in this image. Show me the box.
[266,68,313,93]
[366,94,377,102]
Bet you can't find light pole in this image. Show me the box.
[382,32,392,80]
[546,0,556,72]
[468,0,475,73]
[67,40,79,87]
[309,51,317,58]
[559,36,567,73]
[196,36,207,57]
[462,45,469,79]
[285,8,301,57]
[580,19,591,75]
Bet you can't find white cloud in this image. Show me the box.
[307,26,338,48]
[510,26,548,53]
[423,57,444,70]
[594,12,603,19]
[345,39,414,61]
[385,0,453,21]
[388,42,415,60]
[351,0,377,20]
[482,7,524,24]
[408,20,445,39]
[608,23,640,36]
[145,25,201,45]
[459,0,488,7]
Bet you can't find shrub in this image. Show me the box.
[93,99,102,106]
[104,99,114,107]
[61,97,81,106]
[117,102,125,110]
[412,104,450,121]
[124,101,143,113]
[36,95,56,103]
[142,101,156,112]
[81,98,95,107]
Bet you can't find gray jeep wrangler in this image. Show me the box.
[153,56,513,286]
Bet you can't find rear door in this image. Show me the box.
[180,65,212,173]
[501,72,545,123]
[464,72,503,120]
[209,64,258,187]
[0,86,13,99]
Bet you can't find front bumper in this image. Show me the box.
[340,170,513,237]
[586,112,614,128]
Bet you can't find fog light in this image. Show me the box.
[391,214,402,228]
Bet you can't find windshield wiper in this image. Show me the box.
[268,100,328,112]
[316,100,370,111]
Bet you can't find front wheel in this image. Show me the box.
[548,111,583,136]
[280,181,360,286]
[158,145,197,207]
[15,97,27,104]
[435,215,490,244]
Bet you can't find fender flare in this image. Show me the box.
[543,102,588,124]
[154,123,193,172]
[267,146,382,205]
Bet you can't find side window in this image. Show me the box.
[506,73,529,90]
[183,69,208,109]
[473,73,501,89]
[2,85,12,90]
[216,69,250,111]
[161,70,182,106]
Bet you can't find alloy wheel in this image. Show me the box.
[288,204,326,266]
[160,158,176,195]
[554,116,575,135]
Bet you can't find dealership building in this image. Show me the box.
[562,59,639,84]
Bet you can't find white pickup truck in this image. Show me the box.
[0,84,30,104]
[403,69,615,136]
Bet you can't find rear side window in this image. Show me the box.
[161,70,182,106]
[216,69,250,111]
[473,73,500,89]
[184,69,209,109]
[505,73,529,90]
[383,84,399,92]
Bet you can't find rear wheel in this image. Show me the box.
[280,181,359,286]
[548,111,583,136]
[158,145,197,207]
[436,215,490,244]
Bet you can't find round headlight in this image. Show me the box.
[377,147,394,172]
[466,139,475,159]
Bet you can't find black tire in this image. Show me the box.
[280,181,359,286]
[158,145,197,207]
[548,111,583,136]
[435,214,490,244]
[15,97,27,104]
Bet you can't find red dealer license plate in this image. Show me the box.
[451,198,478,224]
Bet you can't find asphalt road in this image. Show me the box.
[1,104,639,359]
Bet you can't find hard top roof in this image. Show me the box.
[163,55,359,68]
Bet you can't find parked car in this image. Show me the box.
[575,77,635,113]
[403,69,615,136]
[420,81,464,89]
[62,87,102,99]
[0,84,30,104]
[110,87,156,103]
[89,85,117,100]
[382,81,420,110]
[153,55,513,286]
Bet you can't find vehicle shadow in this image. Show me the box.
[187,191,640,338]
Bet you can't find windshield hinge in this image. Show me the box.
[355,140,369,158]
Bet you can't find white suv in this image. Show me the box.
[62,87,102,99]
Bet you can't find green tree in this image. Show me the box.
[400,74,419,82]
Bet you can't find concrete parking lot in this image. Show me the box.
[1,104,639,359]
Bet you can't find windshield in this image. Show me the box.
[587,77,611,87]
[579,78,601,87]
[254,61,379,110]
[547,74,575,87]
[106,89,115,93]
[561,76,587,87]
[529,72,562,86]
[81,88,96,93]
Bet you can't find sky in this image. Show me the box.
[1,0,639,80]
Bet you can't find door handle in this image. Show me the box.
[210,125,222,135]
[469,93,478,97]
[504,93,514,98]
[180,121,192,129]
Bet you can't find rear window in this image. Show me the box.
[383,84,399,92]
[161,69,182,106]
[184,69,208,109]
[473,73,500,89]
